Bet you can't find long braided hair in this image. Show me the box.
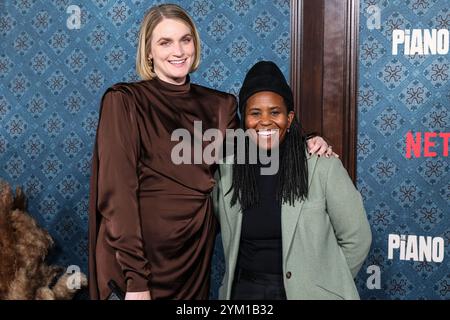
[229,104,309,210]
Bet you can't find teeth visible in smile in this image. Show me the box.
[169,59,186,64]
[257,130,277,137]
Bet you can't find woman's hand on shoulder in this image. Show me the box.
[307,136,339,158]
[125,291,151,300]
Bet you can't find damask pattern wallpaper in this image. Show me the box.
[356,0,449,299]
[1,0,449,300]
[0,0,290,299]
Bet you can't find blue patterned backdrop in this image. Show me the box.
[0,0,290,299]
[2,0,449,300]
[356,0,449,299]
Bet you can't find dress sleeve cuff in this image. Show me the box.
[125,272,150,292]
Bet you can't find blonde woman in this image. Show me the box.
[88,4,332,300]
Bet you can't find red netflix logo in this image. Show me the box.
[406,132,450,158]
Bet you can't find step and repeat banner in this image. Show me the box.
[356,0,449,299]
[0,0,290,299]
[0,0,448,300]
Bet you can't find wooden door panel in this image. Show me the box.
[290,0,359,180]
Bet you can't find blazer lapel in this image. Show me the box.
[281,154,318,264]
[218,162,242,227]
[218,163,243,297]
[281,198,304,265]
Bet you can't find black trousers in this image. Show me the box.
[231,268,287,300]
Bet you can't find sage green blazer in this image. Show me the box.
[212,154,372,300]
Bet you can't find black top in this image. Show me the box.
[237,163,283,274]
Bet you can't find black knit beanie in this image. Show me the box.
[238,61,294,114]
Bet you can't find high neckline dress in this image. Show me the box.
[88,76,237,299]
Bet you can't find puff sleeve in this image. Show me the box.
[96,89,151,292]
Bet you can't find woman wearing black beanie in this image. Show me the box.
[213,61,372,300]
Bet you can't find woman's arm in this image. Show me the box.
[125,291,151,300]
[97,90,151,298]
[324,158,372,278]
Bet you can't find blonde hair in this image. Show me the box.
[136,4,201,80]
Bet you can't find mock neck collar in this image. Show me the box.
[153,74,191,94]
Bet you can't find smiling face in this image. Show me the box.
[149,18,195,85]
[244,91,294,150]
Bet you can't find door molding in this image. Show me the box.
[290,0,359,181]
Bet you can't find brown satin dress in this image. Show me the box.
[88,76,237,299]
